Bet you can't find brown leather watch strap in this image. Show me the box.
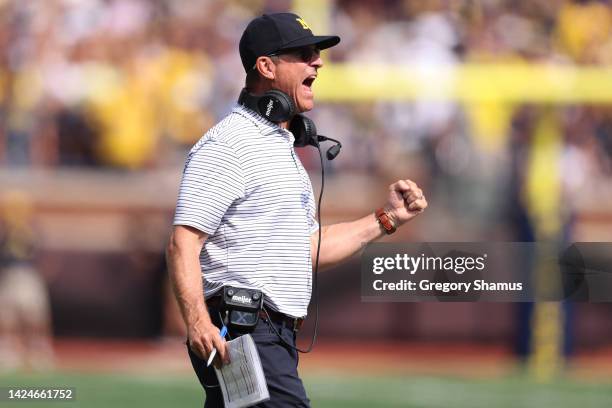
[375,208,396,234]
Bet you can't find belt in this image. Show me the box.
[259,308,304,332]
[206,296,304,332]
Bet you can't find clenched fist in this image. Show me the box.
[383,179,427,227]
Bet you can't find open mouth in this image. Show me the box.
[302,75,316,88]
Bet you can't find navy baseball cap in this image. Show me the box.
[239,13,340,72]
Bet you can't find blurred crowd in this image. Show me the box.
[0,0,611,184]
[2,0,612,358]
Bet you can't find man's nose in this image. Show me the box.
[311,54,323,68]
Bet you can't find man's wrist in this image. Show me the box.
[375,208,397,235]
[383,206,401,228]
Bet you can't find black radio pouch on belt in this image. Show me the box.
[219,286,264,332]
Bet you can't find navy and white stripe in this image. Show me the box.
[173,104,318,318]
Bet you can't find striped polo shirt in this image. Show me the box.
[173,104,318,318]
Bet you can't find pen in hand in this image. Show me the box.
[206,325,228,367]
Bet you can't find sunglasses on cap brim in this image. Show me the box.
[252,46,321,70]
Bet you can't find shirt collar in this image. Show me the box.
[233,104,295,144]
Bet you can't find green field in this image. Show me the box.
[1,372,611,408]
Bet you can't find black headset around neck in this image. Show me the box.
[237,88,342,160]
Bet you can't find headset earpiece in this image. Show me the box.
[238,88,295,123]
[258,90,295,122]
[290,114,318,148]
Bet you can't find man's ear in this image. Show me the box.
[255,56,276,80]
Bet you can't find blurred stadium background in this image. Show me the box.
[1,0,612,406]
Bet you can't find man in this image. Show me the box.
[166,12,427,407]
[0,191,54,371]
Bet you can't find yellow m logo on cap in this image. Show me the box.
[296,17,311,30]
